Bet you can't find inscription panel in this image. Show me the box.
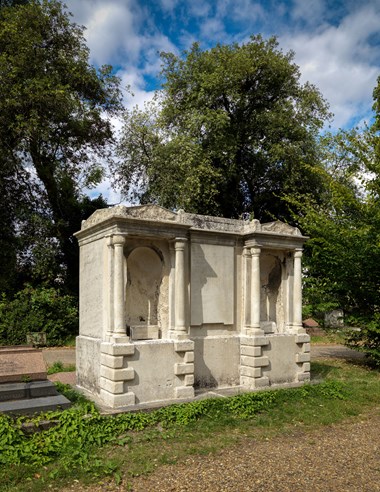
[190,243,234,325]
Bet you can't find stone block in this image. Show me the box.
[240,336,269,347]
[100,389,135,407]
[130,325,159,340]
[174,363,194,375]
[100,366,135,381]
[0,395,70,415]
[240,376,253,387]
[303,362,311,372]
[100,353,124,369]
[302,343,311,353]
[251,376,270,388]
[240,345,262,357]
[241,356,269,368]
[260,321,276,334]
[184,351,194,363]
[0,381,58,402]
[184,374,194,386]
[100,342,135,356]
[295,334,310,344]
[174,340,194,352]
[241,375,268,389]
[240,366,262,378]
[297,372,311,382]
[296,353,310,363]
[99,377,124,394]
[175,386,194,399]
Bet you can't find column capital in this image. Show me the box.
[112,234,126,246]
[243,246,251,257]
[294,248,303,259]
[174,237,188,251]
[250,246,261,257]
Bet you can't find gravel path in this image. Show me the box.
[129,408,380,492]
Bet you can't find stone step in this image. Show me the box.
[0,380,59,402]
[0,394,71,415]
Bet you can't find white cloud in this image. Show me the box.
[117,70,156,109]
[291,0,327,26]
[188,0,212,18]
[66,0,142,65]
[281,3,380,128]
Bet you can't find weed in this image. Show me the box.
[47,362,76,375]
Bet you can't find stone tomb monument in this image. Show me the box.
[75,205,310,409]
[0,346,70,414]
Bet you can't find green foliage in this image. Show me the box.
[0,285,78,346]
[0,0,121,294]
[116,35,330,221]
[0,379,347,473]
[346,315,380,366]
[287,127,380,362]
[47,361,75,375]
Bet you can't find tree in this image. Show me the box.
[115,36,330,220]
[0,0,122,293]
[287,127,380,364]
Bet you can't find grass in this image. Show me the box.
[310,330,347,345]
[46,361,76,375]
[1,358,379,492]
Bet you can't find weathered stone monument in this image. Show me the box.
[0,346,70,414]
[75,205,310,409]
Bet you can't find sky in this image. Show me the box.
[63,0,380,203]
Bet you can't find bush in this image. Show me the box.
[345,314,380,366]
[0,285,78,346]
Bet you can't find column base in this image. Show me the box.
[109,334,130,343]
[289,325,306,335]
[168,330,189,340]
[243,327,265,337]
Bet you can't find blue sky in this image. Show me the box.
[64,0,380,201]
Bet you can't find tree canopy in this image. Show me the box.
[115,36,331,221]
[286,125,380,363]
[0,0,122,294]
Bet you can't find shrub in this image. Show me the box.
[346,314,380,366]
[0,285,78,346]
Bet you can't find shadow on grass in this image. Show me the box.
[310,361,338,381]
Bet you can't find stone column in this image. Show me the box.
[292,248,304,332]
[250,246,262,334]
[174,238,188,335]
[243,247,251,330]
[105,236,114,340]
[112,235,128,341]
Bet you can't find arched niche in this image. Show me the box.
[126,246,163,339]
[260,253,283,333]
